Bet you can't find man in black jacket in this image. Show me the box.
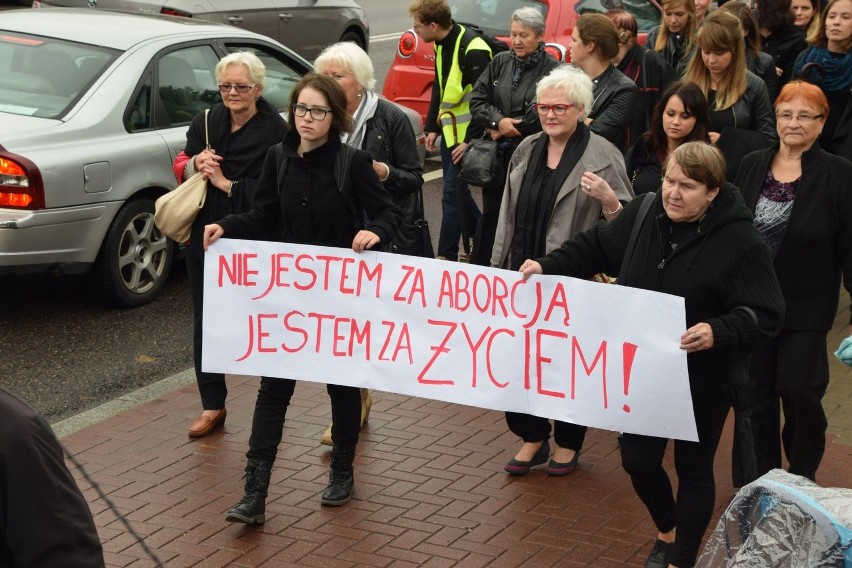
[0,386,105,567]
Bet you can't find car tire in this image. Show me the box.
[340,29,366,51]
[94,198,174,308]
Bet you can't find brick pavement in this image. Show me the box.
[61,295,852,567]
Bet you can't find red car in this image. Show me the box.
[383,0,660,126]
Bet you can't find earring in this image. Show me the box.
[356,92,363,98]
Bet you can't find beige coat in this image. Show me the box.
[490,131,634,269]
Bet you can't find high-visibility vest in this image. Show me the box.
[435,25,490,147]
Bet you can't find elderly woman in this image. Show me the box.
[626,81,711,195]
[314,41,424,445]
[569,13,639,152]
[469,7,560,266]
[793,0,852,161]
[491,65,633,477]
[735,81,852,483]
[520,142,784,568]
[177,51,286,439]
[646,0,698,74]
[204,73,400,522]
[606,9,675,147]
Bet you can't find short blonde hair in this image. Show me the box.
[535,65,594,119]
[215,51,266,88]
[314,41,376,91]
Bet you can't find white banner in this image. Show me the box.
[203,239,698,441]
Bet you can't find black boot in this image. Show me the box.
[225,458,273,524]
[321,446,355,506]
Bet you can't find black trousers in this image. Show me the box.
[620,380,729,568]
[750,330,829,481]
[469,168,507,267]
[247,377,361,462]
[186,244,227,410]
[505,412,587,451]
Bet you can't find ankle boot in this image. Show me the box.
[321,446,355,506]
[225,458,273,524]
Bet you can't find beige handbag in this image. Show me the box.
[155,109,210,243]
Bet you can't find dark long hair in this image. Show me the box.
[644,81,711,162]
[287,72,353,139]
[757,0,795,31]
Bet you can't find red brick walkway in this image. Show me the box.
[63,373,852,568]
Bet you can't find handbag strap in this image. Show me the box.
[618,192,656,283]
[204,108,210,150]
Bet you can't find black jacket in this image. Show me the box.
[470,49,561,149]
[537,184,784,385]
[1,387,105,568]
[646,26,696,75]
[747,49,780,103]
[587,64,641,152]
[711,72,777,141]
[184,98,287,246]
[218,131,400,248]
[735,144,852,329]
[760,24,808,86]
[624,137,663,195]
[617,43,675,148]
[362,98,424,225]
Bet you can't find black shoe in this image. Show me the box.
[644,539,672,568]
[225,494,266,524]
[321,469,354,506]
[504,440,550,475]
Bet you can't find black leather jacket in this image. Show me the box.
[747,49,780,102]
[712,71,777,142]
[587,64,640,152]
[362,98,424,224]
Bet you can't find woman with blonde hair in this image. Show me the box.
[683,9,776,176]
[791,0,823,42]
[646,0,698,74]
[720,1,781,102]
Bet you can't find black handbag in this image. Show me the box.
[390,180,434,258]
[458,135,499,187]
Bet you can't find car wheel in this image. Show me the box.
[340,29,366,51]
[94,198,174,308]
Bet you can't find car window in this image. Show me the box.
[449,0,548,36]
[156,45,220,127]
[127,73,152,132]
[0,33,117,119]
[575,0,660,32]
[225,44,308,114]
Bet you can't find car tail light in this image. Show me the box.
[544,43,567,63]
[0,152,45,210]
[397,30,418,59]
[161,7,191,17]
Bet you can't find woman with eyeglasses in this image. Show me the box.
[176,51,287,440]
[735,80,852,483]
[203,73,400,522]
[793,0,852,161]
[491,65,633,477]
[569,13,640,152]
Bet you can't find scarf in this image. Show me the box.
[510,42,545,91]
[510,122,591,269]
[793,47,852,92]
[341,89,379,149]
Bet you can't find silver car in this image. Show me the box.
[31,0,370,61]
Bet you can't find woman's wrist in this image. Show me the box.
[603,201,623,216]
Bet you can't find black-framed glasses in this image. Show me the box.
[292,103,332,120]
[533,103,576,116]
[218,83,255,93]
[776,112,823,123]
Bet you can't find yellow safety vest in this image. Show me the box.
[435,25,491,147]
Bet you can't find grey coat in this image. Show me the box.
[490,130,634,268]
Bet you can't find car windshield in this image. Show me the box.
[576,0,661,32]
[0,32,119,119]
[450,0,549,36]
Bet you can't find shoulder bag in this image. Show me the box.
[154,109,210,243]
[458,134,499,187]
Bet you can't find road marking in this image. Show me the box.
[371,32,403,43]
[424,169,442,182]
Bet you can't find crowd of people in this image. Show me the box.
[168,0,850,567]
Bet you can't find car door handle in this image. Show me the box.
[227,16,244,23]
[278,13,293,21]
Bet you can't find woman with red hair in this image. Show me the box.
[735,80,852,483]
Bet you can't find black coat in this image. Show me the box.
[470,49,561,148]
[617,43,675,148]
[624,137,663,195]
[536,183,784,386]
[735,144,852,329]
[747,49,780,103]
[362,98,424,225]
[587,64,641,152]
[0,387,105,568]
[218,131,400,248]
[760,24,808,86]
